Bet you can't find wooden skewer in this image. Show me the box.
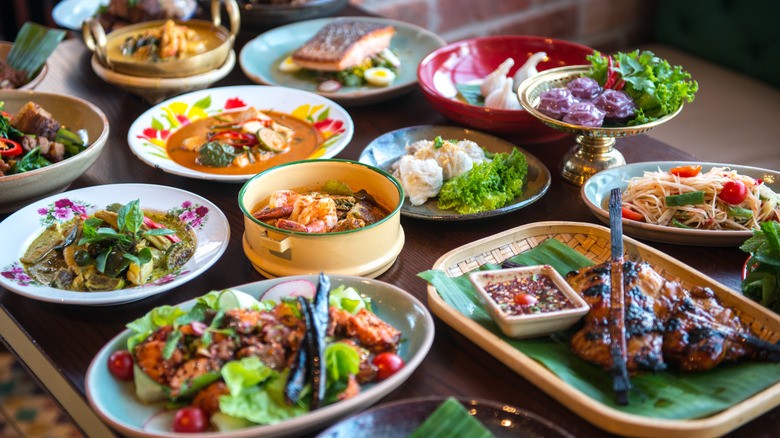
[609,188,631,405]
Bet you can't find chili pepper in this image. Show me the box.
[0,137,22,157]
[603,55,616,89]
[142,216,181,243]
[207,131,258,147]
[669,165,702,178]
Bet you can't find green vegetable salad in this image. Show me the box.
[586,50,699,125]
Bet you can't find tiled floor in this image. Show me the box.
[0,348,83,438]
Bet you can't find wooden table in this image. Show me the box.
[1,21,777,438]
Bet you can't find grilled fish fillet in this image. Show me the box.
[292,20,395,72]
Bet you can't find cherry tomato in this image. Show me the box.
[669,165,702,178]
[172,407,208,433]
[372,352,405,381]
[514,292,538,306]
[107,350,134,381]
[621,207,644,222]
[719,180,748,205]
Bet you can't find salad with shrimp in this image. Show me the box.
[106,274,405,433]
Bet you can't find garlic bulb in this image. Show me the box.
[480,58,514,97]
[512,51,547,92]
[485,76,522,110]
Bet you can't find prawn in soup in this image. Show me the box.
[166,107,322,176]
[252,180,389,233]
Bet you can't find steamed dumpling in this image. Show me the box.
[393,156,443,206]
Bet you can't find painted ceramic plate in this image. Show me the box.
[127,85,354,183]
[239,17,446,105]
[52,0,108,30]
[359,125,551,220]
[0,184,229,305]
[85,275,435,437]
[316,396,573,437]
[582,161,780,246]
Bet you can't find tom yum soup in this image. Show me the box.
[166,107,322,176]
[252,180,389,233]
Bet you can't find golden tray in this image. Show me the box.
[427,221,780,437]
[517,66,683,186]
[82,0,239,78]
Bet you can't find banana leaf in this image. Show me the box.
[7,23,66,80]
[418,239,780,419]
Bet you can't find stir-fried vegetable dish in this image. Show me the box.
[120,20,207,62]
[107,274,404,433]
[21,200,195,291]
[0,101,88,176]
[252,180,389,233]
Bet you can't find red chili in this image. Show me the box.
[208,131,258,147]
[0,137,22,157]
[603,56,615,89]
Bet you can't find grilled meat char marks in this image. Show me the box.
[567,260,772,373]
[567,261,666,373]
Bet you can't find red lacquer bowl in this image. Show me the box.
[417,35,594,142]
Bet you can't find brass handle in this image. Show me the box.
[212,0,240,43]
[82,18,110,68]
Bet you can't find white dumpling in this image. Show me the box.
[431,141,474,180]
[481,58,515,97]
[405,139,433,155]
[513,51,547,92]
[455,140,488,164]
[395,155,443,206]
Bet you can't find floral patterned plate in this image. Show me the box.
[127,85,354,182]
[0,184,229,305]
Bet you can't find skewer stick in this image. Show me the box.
[609,188,631,405]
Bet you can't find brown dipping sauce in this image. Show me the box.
[166,110,322,176]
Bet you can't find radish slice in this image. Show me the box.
[261,279,316,302]
[318,80,341,93]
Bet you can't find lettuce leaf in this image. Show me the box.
[218,369,308,425]
[325,343,361,383]
[437,148,528,214]
[329,284,371,314]
[586,50,698,125]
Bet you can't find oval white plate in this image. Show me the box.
[0,184,229,305]
[582,161,780,246]
[85,275,435,437]
[127,85,354,183]
[239,17,445,105]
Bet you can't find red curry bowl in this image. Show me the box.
[417,35,595,142]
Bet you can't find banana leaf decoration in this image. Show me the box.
[7,22,66,81]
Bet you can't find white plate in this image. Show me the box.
[581,161,780,246]
[0,184,229,305]
[127,85,354,183]
[52,0,108,31]
[239,17,445,105]
[86,275,435,437]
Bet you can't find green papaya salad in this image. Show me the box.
[106,274,405,433]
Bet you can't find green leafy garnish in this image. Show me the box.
[78,200,175,275]
[9,146,51,174]
[198,141,238,167]
[587,50,698,125]
[741,221,780,313]
[437,148,528,214]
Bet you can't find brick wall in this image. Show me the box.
[350,0,659,52]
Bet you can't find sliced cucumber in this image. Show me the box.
[256,128,287,152]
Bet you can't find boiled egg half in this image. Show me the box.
[278,56,301,73]
[364,67,396,87]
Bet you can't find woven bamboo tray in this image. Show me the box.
[427,221,780,437]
